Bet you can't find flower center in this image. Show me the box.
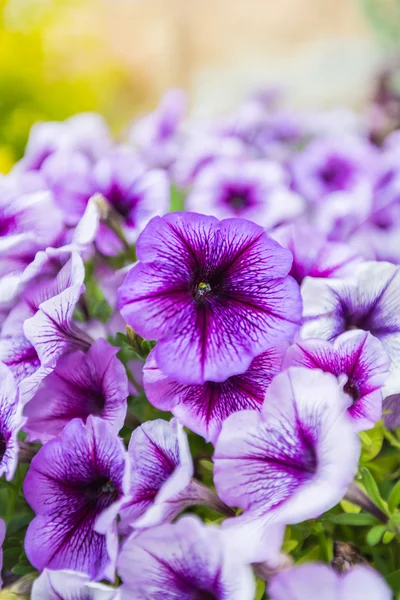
[343,378,361,403]
[193,281,212,303]
[192,589,218,600]
[318,155,354,192]
[0,433,6,463]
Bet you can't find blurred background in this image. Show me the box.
[0,0,398,170]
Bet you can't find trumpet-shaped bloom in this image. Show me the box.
[93,147,170,255]
[119,418,227,533]
[0,364,23,481]
[185,159,304,229]
[283,331,390,430]
[143,345,286,443]
[24,417,129,581]
[17,112,112,172]
[24,338,128,443]
[301,261,400,397]
[117,516,255,600]
[291,135,376,203]
[31,570,120,600]
[268,563,391,600]
[272,223,362,284]
[118,212,301,384]
[213,368,360,562]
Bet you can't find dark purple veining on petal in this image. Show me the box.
[0,431,7,464]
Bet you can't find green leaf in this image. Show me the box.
[389,480,400,513]
[386,569,400,592]
[255,578,265,600]
[360,468,388,515]
[170,185,185,212]
[383,531,396,544]
[366,524,387,546]
[360,425,384,462]
[326,512,379,526]
[340,499,361,514]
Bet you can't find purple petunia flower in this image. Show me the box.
[0,252,90,404]
[185,159,304,229]
[118,212,301,384]
[129,89,186,169]
[213,367,360,562]
[283,331,390,431]
[143,345,287,443]
[271,223,362,285]
[16,112,112,173]
[172,134,248,188]
[40,150,96,226]
[0,363,23,481]
[268,563,391,600]
[24,338,128,443]
[0,183,63,311]
[117,515,255,600]
[24,416,129,581]
[119,418,229,534]
[301,261,400,397]
[92,147,170,256]
[290,135,377,204]
[31,569,120,599]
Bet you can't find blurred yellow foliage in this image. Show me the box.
[0,0,140,170]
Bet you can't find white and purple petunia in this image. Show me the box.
[24,416,130,581]
[16,112,112,173]
[143,345,287,443]
[268,563,391,600]
[0,363,23,481]
[31,569,120,599]
[301,261,400,397]
[24,338,128,443]
[119,418,228,533]
[284,331,390,431]
[0,179,63,311]
[92,146,170,255]
[117,515,255,600]
[118,212,302,384]
[213,367,360,562]
[272,223,362,285]
[185,158,304,229]
[129,88,186,169]
[290,135,377,204]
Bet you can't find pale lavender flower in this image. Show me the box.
[272,223,362,284]
[284,331,390,430]
[213,367,360,562]
[0,183,63,310]
[143,345,286,443]
[118,212,301,384]
[41,151,95,226]
[24,338,128,443]
[0,252,88,403]
[16,112,112,172]
[301,261,400,397]
[31,569,120,599]
[129,89,186,169]
[24,416,129,581]
[117,515,255,600]
[0,363,23,481]
[268,563,391,600]
[92,147,170,255]
[291,135,377,204]
[185,159,304,229]
[172,135,248,188]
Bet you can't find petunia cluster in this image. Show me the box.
[1,82,400,599]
